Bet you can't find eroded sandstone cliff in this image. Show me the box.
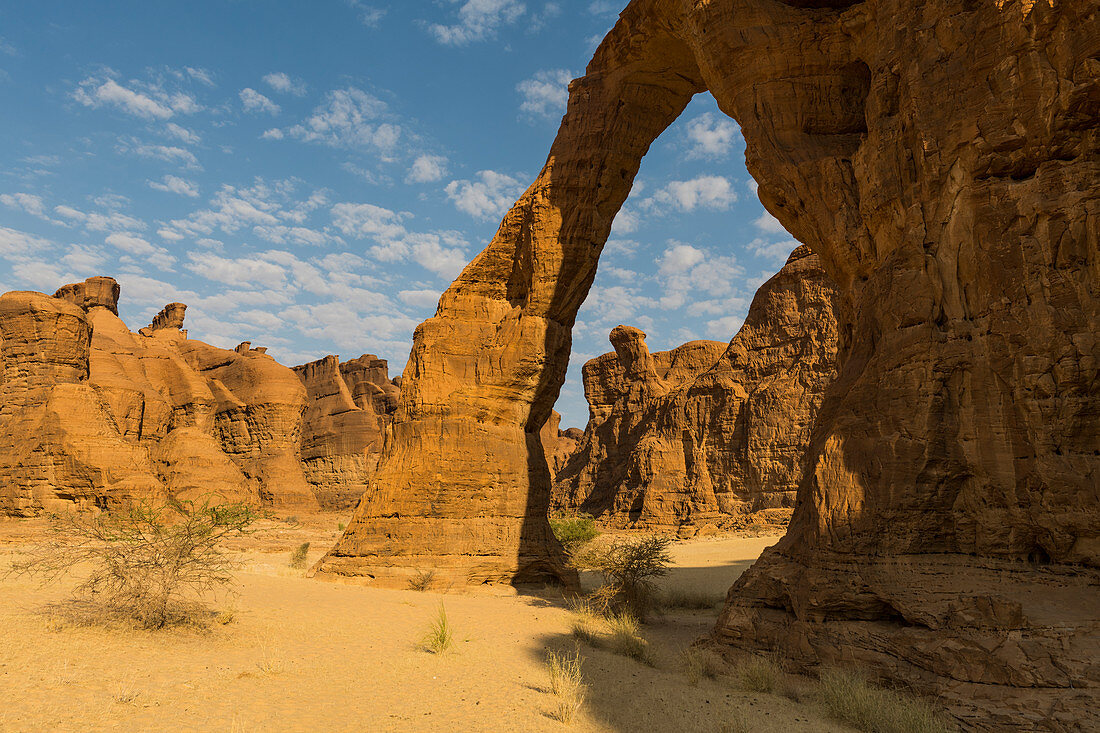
[553,246,839,530]
[318,0,1099,725]
[0,277,317,513]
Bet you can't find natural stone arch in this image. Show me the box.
[319,0,1098,722]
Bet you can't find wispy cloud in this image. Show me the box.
[406,154,448,184]
[683,112,740,159]
[240,87,280,115]
[643,175,736,213]
[263,72,306,96]
[428,0,526,46]
[444,170,524,220]
[269,87,400,152]
[517,69,573,120]
[148,175,199,197]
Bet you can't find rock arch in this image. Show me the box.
[318,0,1098,723]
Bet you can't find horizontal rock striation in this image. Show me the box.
[553,245,839,530]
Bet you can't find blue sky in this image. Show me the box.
[0,1,797,428]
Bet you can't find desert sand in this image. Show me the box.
[0,516,850,733]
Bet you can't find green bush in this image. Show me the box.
[568,535,673,620]
[549,513,599,549]
[421,603,454,654]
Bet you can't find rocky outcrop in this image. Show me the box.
[553,246,839,530]
[292,354,400,508]
[540,410,582,476]
[0,277,317,514]
[318,0,1099,725]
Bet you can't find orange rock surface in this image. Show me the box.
[319,0,1099,724]
[553,246,838,530]
[0,277,317,513]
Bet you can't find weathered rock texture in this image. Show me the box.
[540,410,583,476]
[553,246,839,530]
[319,0,1099,725]
[0,277,317,514]
[292,354,400,508]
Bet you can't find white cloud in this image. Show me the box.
[658,243,705,275]
[346,1,386,26]
[104,233,175,271]
[587,1,619,14]
[187,251,288,290]
[262,72,306,96]
[164,122,200,144]
[332,201,468,278]
[747,236,798,265]
[54,205,146,233]
[261,128,284,140]
[444,170,524,220]
[275,87,399,151]
[332,202,408,241]
[406,154,448,184]
[60,244,107,272]
[752,211,787,234]
[705,315,745,340]
[73,77,174,120]
[684,113,740,158]
[429,0,526,45]
[517,69,572,120]
[185,67,214,87]
[128,142,201,169]
[0,192,48,218]
[0,226,53,257]
[656,241,744,311]
[398,289,441,308]
[148,175,199,197]
[645,175,736,213]
[240,88,280,115]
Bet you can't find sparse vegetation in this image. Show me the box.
[734,654,783,693]
[407,569,436,591]
[606,612,655,666]
[289,542,310,569]
[545,649,586,724]
[8,497,259,629]
[815,668,956,733]
[548,513,599,550]
[337,522,346,531]
[681,646,726,684]
[421,603,454,654]
[568,535,673,620]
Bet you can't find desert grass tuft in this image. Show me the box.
[816,668,956,733]
[407,569,436,592]
[681,646,726,684]
[289,542,310,569]
[568,535,672,620]
[606,612,655,666]
[255,646,286,676]
[337,522,346,531]
[661,589,721,610]
[719,710,750,733]
[215,610,235,625]
[112,679,140,705]
[734,654,783,693]
[545,649,586,724]
[421,602,454,654]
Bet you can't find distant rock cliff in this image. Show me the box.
[553,246,839,531]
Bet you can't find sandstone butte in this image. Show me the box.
[316,0,1099,726]
[552,245,839,532]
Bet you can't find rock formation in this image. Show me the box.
[0,277,317,514]
[554,246,839,530]
[539,410,583,476]
[318,0,1099,725]
[292,354,400,508]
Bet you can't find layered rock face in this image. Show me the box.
[0,277,317,514]
[539,410,583,477]
[554,246,839,530]
[320,0,1098,724]
[292,354,400,508]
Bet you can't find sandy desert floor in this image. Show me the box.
[0,515,853,733]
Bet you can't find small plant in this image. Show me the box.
[545,649,586,724]
[112,680,140,705]
[719,711,750,733]
[422,603,454,654]
[289,542,310,569]
[682,646,726,684]
[734,654,783,693]
[255,646,286,676]
[283,516,300,525]
[568,535,673,620]
[548,513,599,550]
[816,668,956,733]
[216,611,235,625]
[337,522,346,531]
[606,612,655,666]
[407,569,436,591]
[8,497,259,629]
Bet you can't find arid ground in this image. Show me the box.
[0,515,854,733]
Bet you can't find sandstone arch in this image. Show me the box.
[318,0,1098,723]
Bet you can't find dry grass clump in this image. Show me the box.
[606,612,655,667]
[421,603,454,654]
[8,497,259,629]
[407,569,436,591]
[815,668,956,733]
[289,542,310,569]
[568,535,673,620]
[681,646,727,684]
[545,649,586,724]
[734,654,783,693]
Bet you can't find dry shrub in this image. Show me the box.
[734,655,783,693]
[546,649,586,724]
[568,535,673,620]
[682,646,726,684]
[8,497,259,629]
[289,542,310,569]
[662,589,721,610]
[407,569,436,591]
[421,603,454,654]
[606,612,655,667]
[816,668,956,733]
